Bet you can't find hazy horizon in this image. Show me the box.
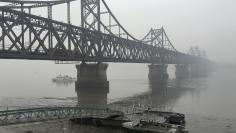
[0,0,236,63]
[0,1,236,132]
[33,0,236,63]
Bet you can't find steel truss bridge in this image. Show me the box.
[0,0,207,64]
[0,106,123,126]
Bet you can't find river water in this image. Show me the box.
[0,60,236,132]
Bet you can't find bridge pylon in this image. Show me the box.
[81,0,101,31]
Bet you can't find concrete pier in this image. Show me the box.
[175,64,190,79]
[148,64,169,84]
[75,63,109,108]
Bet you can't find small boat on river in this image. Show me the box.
[52,75,76,82]
[122,120,188,133]
[142,110,186,126]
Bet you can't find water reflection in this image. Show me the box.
[114,76,205,113]
[148,78,204,112]
[75,84,108,108]
[109,77,204,116]
[149,80,171,111]
[52,81,75,86]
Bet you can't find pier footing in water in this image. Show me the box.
[75,63,109,108]
[148,64,169,84]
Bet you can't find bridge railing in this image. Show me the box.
[0,106,123,126]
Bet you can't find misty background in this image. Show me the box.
[0,1,236,132]
[1,0,235,62]
[0,0,235,100]
[23,0,236,63]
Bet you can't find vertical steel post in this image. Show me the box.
[48,5,52,19]
[21,3,24,50]
[48,5,53,49]
[67,1,71,51]
[1,10,5,50]
[97,0,101,32]
[161,27,164,48]
[160,27,165,64]
[80,0,85,60]
[28,8,31,51]
[97,0,102,61]
[151,29,154,46]
[67,1,71,24]
[81,0,85,28]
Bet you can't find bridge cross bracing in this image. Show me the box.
[0,0,207,64]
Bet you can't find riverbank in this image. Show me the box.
[1,94,236,133]
[0,114,235,133]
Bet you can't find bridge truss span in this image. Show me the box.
[141,28,178,52]
[0,7,196,64]
[0,0,205,64]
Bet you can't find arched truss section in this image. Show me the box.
[81,0,139,41]
[141,27,178,52]
[2,0,180,53]
[188,46,207,58]
[82,0,180,52]
[0,1,208,64]
[0,7,201,64]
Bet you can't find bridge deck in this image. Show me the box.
[0,7,204,64]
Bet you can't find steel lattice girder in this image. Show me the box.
[0,8,205,64]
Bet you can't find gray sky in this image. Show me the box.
[109,0,236,63]
[16,0,236,63]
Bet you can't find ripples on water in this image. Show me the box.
[0,62,236,132]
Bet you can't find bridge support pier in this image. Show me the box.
[148,64,169,84]
[175,64,190,79]
[75,63,109,108]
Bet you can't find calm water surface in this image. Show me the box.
[0,60,236,132]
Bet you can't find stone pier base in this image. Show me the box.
[75,63,109,108]
[148,64,169,84]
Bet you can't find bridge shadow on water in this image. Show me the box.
[0,62,211,133]
[41,78,204,133]
[0,77,208,133]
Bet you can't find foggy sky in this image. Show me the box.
[2,0,236,63]
[55,0,236,63]
[103,0,236,63]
